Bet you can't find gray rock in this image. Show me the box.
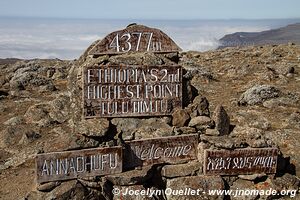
[163,52,179,63]
[188,116,214,130]
[24,191,39,200]
[0,126,40,147]
[197,142,209,164]
[265,129,300,177]
[183,79,198,106]
[172,108,190,127]
[108,52,163,66]
[248,138,268,148]
[48,95,70,123]
[106,166,153,186]
[18,130,41,144]
[166,176,224,200]
[161,161,202,178]
[238,173,266,181]
[288,66,295,74]
[38,82,57,92]
[46,67,56,78]
[111,118,141,140]
[0,150,11,165]
[230,179,258,200]
[78,179,101,189]
[238,85,281,106]
[37,181,61,192]
[230,126,270,148]
[230,126,264,140]
[222,176,239,187]
[84,55,109,66]
[200,135,247,149]
[249,117,271,131]
[271,173,300,191]
[142,52,164,66]
[193,96,210,116]
[78,118,109,137]
[185,103,198,118]
[43,180,88,199]
[173,127,197,135]
[3,116,24,126]
[108,53,143,65]
[135,118,174,139]
[24,103,52,124]
[9,66,54,91]
[113,185,157,200]
[69,134,100,149]
[286,111,300,129]
[212,105,230,135]
[263,96,299,108]
[205,129,220,136]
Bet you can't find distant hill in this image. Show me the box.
[0,58,21,65]
[219,23,300,48]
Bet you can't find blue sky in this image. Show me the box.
[0,0,300,19]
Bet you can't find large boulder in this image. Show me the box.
[238,85,281,106]
[9,61,56,91]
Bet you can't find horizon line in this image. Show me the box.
[1,15,300,21]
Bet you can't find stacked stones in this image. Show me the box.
[28,25,299,200]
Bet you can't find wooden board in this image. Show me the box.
[83,64,182,118]
[204,148,278,175]
[124,134,198,169]
[36,146,122,183]
[88,24,182,55]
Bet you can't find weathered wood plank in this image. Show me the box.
[36,146,122,183]
[88,24,182,55]
[204,148,278,175]
[124,134,198,169]
[83,64,182,118]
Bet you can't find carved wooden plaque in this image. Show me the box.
[204,148,278,175]
[83,64,182,118]
[88,24,182,55]
[36,146,122,183]
[124,134,198,169]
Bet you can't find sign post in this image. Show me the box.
[36,146,123,183]
[83,64,182,118]
[124,134,198,169]
[204,148,278,175]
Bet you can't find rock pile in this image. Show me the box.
[0,42,300,199]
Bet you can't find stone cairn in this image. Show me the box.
[31,24,299,200]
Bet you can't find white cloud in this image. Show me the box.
[0,18,293,59]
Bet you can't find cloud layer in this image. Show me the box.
[0,18,297,60]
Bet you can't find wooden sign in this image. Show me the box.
[124,134,198,169]
[36,146,122,183]
[204,148,278,175]
[83,64,182,118]
[88,24,182,55]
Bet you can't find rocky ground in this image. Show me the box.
[0,43,300,199]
